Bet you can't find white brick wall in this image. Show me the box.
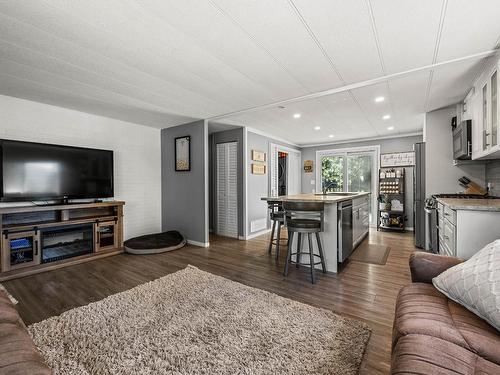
[0,95,161,239]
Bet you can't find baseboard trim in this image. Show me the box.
[240,228,271,240]
[187,240,210,248]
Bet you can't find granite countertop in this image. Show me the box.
[261,192,370,204]
[436,198,500,212]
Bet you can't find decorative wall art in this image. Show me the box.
[175,136,191,171]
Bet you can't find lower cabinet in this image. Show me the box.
[352,196,369,248]
[438,204,500,259]
[2,230,41,272]
[95,220,119,252]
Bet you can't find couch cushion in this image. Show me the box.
[0,290,51,375]
[391,334,500,375]
[393,283,500,365]
[433,239,500,331]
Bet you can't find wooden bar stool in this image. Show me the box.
[267,201,286,261]
[283,201,326,284]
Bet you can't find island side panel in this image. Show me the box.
[289,202,338,273]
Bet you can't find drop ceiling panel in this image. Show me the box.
[292,0,384,83]
[371,0,444,73]
[0,76,194,129]
[136,0,308,99]
[210,0,343,92]
[438,0,500,61]
[388,71,430,115]
[428,59,484,111]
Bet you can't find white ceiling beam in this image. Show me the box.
[208,48,498,122]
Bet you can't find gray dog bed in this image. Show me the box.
[124,231,186,254]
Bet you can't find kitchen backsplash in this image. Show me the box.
[486,160,500,196]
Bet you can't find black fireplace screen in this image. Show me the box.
[41,223,93,263]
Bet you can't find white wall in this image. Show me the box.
[0,95,161,239]
[424,106,485,196]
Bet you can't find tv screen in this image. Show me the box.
[0,140,113,201]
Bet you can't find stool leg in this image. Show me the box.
[268,220,277,254]
[276,222,281,261]
[308,233,316,284]
[284,231,294,276]
[296,233,302,268]
[315,232,327,274]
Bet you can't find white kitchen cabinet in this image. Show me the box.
[438,204,500,259]
[470,57,500,159]
[352,195,369,248]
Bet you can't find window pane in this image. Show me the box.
[321,156,344,192]
[347,154,372,192]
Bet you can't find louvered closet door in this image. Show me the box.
[216,142,238,238]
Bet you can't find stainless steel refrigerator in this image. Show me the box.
[413,142,426,248]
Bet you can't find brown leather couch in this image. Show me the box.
[391,252,500,374]
[0,290,51,374]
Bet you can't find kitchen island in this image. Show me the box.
[261,192,370,273]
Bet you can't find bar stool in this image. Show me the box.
[267,201,286,261]
[283,201,326,284]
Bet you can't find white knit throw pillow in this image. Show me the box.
[433,239,500,331]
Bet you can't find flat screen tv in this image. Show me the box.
[0,139,114,202]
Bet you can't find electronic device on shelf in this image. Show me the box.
[0,139,113,202]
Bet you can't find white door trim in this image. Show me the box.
[316,145,380,226]
[269,143,301,196]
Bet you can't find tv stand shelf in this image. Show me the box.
[0,201,124,281]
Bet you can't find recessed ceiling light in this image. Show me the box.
[382,114,391,120]
[387,126,395,131]
[329,134,334,138]
[314,126,321,130]
[293,113,301,119]
[374,96,385,103]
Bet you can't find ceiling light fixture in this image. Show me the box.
[293,113,301,119]
[329,134,334,138]
[314,126,321,130]
[387,126,395,130]
[374,96,385,103]
[382,114,391,120]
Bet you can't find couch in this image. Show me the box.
[391,251,500,374]
[0,289,51,374]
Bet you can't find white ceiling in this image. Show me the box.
[0,1,499,145]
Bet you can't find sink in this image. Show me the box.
[314,192,357,196]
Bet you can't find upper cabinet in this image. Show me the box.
[469,57,500,160]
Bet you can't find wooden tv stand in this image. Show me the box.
[0,201,124,281]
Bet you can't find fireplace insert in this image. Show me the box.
[41,223,94,263]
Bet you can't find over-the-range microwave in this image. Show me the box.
[453,119,472,160]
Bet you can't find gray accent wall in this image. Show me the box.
[247,131,299,236]
[300,135,423,229]
[209,127,244,236]
[424,106,486,196]
[161,120,208,245]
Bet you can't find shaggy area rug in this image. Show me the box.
[28,266,371,375]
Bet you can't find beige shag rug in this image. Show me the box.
[28,266,371,375]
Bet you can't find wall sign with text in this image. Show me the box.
[380,152,415,167]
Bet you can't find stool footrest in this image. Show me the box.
[291,251,322,258]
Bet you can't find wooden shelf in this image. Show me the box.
[3,215,118,232]
[379,225,405,231]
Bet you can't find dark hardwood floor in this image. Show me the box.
[4,229,416,375]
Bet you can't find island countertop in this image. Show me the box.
[261,192,370,204]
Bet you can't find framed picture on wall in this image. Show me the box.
[175,136,191,171]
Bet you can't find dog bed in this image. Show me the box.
[124,231,186,254]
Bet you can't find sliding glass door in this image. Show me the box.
[319,147,378,224]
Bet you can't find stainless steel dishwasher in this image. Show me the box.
[338,200,353,263]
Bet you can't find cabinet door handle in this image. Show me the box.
[34,240,38,255]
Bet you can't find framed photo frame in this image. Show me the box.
[175,136,191,171]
